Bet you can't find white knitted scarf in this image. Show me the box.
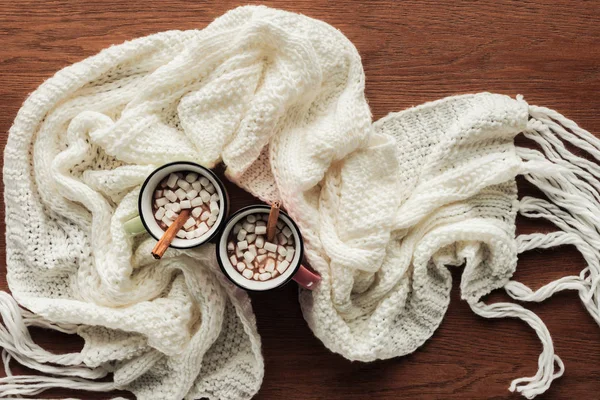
[2,5,599,400]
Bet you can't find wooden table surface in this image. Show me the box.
[1,1,600,399]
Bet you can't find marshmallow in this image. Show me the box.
[285,249,295,261]
[170,202,181,213]
[200,210,211,221]
[277,260,290,274]
[236,262,246,272]
[185,190,198,200]
[255,236,264,248]
[185,172,198,183]
[177,179,191,191]
[243,269,254,279]
[238,240,248,250]
[191,197,203,207]
[242,222,254,233]
[259,273,271,281]
[248,244,257,256]
[164,190,177,202]
[155,190,163,198]
[254,226,267,235]
[277,246,287,256]
[282,226,293,238]
[229,255,237,266]
[175,188,187,201]
[183,217,196,230]
[278,233,288,246]
[185,231,195,240]
[176,229,186,239]
[247,215,256,223]
[200,190,211,203]
[237,229,247,241]
[166,173,179,189]
[207,215,217,226]
[155,197,169,207]
[192,207,202,218]
[243,251,255,263]
[227,241,235,251]
[265,258,275,273]
[256,254,267,263]
[199,177,210,186]
[205,183,216,194]
[264,242,277,253]
[210,201,219,215]
[179,199,191,210]
[210,193,219,202]
[192,181,201,191]
[154,207,166,220]
[165,209,178,220]
[233,223,242,234]
[257,248,267,255]
[235,247,243,258]
[277,221,284,229]
[196,222,209,236]
[256,220,266,226]
[246,234,256,244]
[161,216,173,227]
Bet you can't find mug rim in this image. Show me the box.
[216,205,304,292]
[138,161,229,249]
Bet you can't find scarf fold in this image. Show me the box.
[1,5,598,399]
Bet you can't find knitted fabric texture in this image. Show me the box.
[2,5,599,400]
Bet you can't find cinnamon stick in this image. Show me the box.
[151,209,191,259]
[266,201,280,242]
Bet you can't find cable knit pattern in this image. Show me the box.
[2,5,599,400]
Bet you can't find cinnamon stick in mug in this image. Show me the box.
[266,201,280,242]
[151,209,191,259]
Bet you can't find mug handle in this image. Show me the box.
[124,215,146,236]
[293,265,321,290]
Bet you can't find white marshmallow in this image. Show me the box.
[155,190,163,198]
[185,172,198,183]
[176,229,186,239]
[285,249,295,261]
[175,188,187,201]
[205,183,216,194]
[183,217,196,230]
[277,221,284,229]
[259,273,271,281]
[192,207,202,218]
[233,223,242,234]
[229,255,237,266]
[256,220,266,226]
[207,215,217,226]
[155,207,166,220]
[246,234,256,244]
[165,209,178,220]
[253,272,260,280]
[177,200,189,210]
[186,190,198,200]
[210,193,219,202]
[248,244,257,256]
[235,247,243,258]
[257,248,267,255]
[191,181,201,191]
[236,262,246,272]
[255,236,264,248]
[242,221,255,233]
[265,258,275,273]
[242,269,254,279]
[247,214,257,223]
[264,242,277,253]
[171,202,181,213]
[210,201,219,215]
[282,226,293,238]
[278,233,288,246]
[199,177,210,186]
[256,254,267,263]
[155,197,169,207]
[200,190,211,203]
[191,197,203,207]
[238,240,248,250]
[185,231,195,240]
[254,226,267,235]
[227,241,235,251]
[243,251,255,263]
[277,246,287,256]
[166,173,179,188]
[237,229,247,241]
[277,260,290,274]
[200,210,211,221]
[196,222,209,236]
[161,216,173,227]
[245,260,254,269]
[164,190,177,202]
[177,179,191,191]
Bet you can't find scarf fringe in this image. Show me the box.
[0,292,115,397]
[471,102,600,399]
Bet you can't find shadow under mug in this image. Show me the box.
[216,205,321,291]
[123,161,229,249]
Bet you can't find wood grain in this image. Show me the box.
[1,1,600,399]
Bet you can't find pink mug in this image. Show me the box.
[217,205,321,291]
